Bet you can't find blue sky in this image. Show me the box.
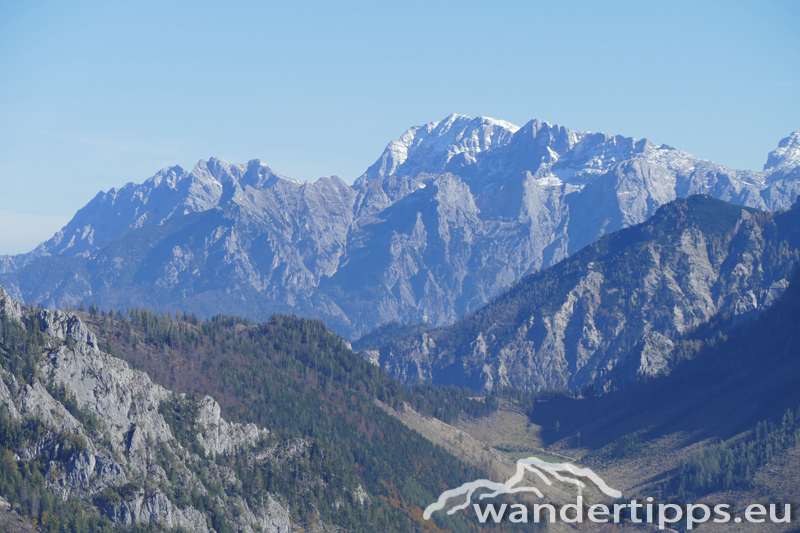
[1,0,798,254]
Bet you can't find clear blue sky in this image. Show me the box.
[1,0,798,254]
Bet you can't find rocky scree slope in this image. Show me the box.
[0,284,308,532]
[2,117,799,340]
[358,195,800,393]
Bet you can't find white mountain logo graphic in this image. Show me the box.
[423,457,622,520]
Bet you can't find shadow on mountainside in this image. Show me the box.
[529,263,800,452]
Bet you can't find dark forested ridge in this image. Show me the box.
[86,306,497,425]
[81,305,508,532]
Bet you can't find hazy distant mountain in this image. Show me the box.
[0,159,281,271]
[1,116,798,339]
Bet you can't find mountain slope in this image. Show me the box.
[2,116,799,339]
[0,285,292,532]
[428,269,800,530]
[358,195,800,392]
[516,258,800,525]
[0,284,516,532]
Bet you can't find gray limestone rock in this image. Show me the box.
[0,287,294,532]
[0,285,23,323]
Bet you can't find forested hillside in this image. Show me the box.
[81,305,512,532]
[0,281,524,532]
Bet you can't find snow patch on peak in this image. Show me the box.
[356,114,520,186]
[472,115,520,133]
[191,158,299,190]
[440,112,471,123]
[764,131,800,171]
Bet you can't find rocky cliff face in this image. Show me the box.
[361,196,800,393]
[0,285,297,531]
[2,116,799,340]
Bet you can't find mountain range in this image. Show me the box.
[2,114,800,533]
[2,115,799,343]
[355,194,800,392]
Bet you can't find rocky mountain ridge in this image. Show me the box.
[2,116,799,340]
[356,195,800,393]
[0,284,301,532]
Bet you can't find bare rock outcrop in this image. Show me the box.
[0,287,293,532]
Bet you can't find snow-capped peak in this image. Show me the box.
[764,131,800,172]
[356,114,519,186]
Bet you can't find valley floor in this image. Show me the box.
[382,398,800,533]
